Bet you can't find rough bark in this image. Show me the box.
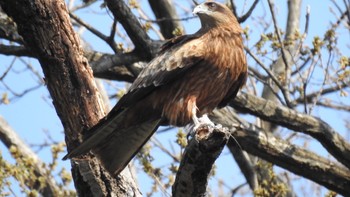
[231,92,350,170]
[211,108,350,196]
[0,0,140,196]
[173,126,230,197]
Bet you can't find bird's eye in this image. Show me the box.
[206,2,217,8]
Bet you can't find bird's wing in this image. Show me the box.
[63,34,204,160]
[218,71,247,108]
[113,34,204,111]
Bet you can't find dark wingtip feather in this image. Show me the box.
[62,154,69,160]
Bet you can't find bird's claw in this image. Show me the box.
[192,115,219,140]
[193,114,214,129]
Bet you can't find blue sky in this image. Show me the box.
[0,0,349,196]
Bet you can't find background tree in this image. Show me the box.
[0,0,349,196]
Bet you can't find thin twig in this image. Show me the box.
[267,0,293,107]
[245,46,292,106]
[294,82,349,103]
[69,12,119,53]
[267,0,290,70]
[0,57,15,80]
[238,0,260,23]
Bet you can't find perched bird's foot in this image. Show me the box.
[193,114,215,130]
[192,114,218,140]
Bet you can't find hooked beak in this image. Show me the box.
[193,3,207,15]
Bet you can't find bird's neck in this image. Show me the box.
[200,25,246,79]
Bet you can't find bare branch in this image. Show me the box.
[86,50,143,81]
[210,109,296,197]
[105,0,156,59]
[69,0,97,12]
[173,126,230,196]
[245,46,292,106]
[0,44,145,82]
[148,0,183,39]
[237,0,260,23]
[315,101,350,111]
[69,13,119,53]
[231,92,350,170]
[0,11,23,43]
[267,0,291,72]
[0,44,34,57]
[211,108,350,196]
[294,82,349,103]
[260,0,301,136]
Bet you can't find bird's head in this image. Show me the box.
[193,1,240,31]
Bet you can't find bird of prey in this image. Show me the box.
[64,0,247,176]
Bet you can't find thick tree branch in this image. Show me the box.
[211,108,350,196]
[148,0,183,39]
[86,40,163,80]
[0,44,34,57]
[173,126,230,197]
[88,51,143,77]
[209,108,259,191]
[231,92,350,170]
[233,121,350,196]
[69,13,118,53]
[0,0,141,196]
[105,0,156,59]
[211,109,297,197]
[0,10,23,44]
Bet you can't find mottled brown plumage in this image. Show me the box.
[63,1,247,176]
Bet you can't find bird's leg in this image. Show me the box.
[192,110,215,131]
[187,99,217,140]
[191,103,200,128]
[197,114,215,127]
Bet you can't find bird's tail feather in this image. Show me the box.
[63,107,161,175]
[62,109,129,160]
[93,119,161,175]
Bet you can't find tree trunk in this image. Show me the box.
[0,0,140,196]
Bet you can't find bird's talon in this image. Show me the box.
[194,123,216,140]
[214,124,222,130]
